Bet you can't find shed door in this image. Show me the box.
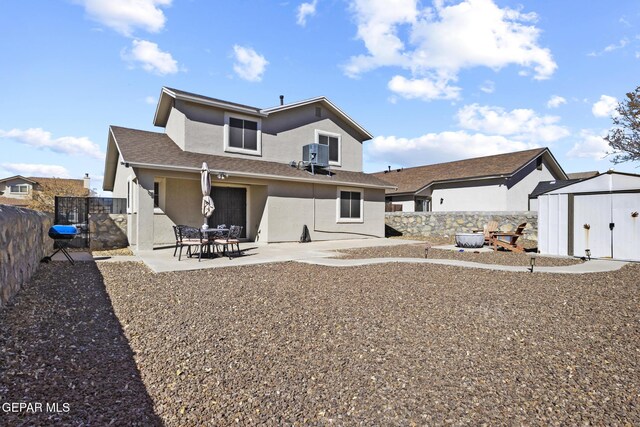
[612,193,640,261]
[572,194,612,258]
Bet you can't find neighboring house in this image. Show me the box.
[567,171,599,180]
[373,148,567,212]
[103,87,394,250]
[0,175,90,209]
[538,171,640,261]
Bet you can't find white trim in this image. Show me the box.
[223,112,262,156]
[127,176,134,214]
[315,129,341,166]
[336,186,364,223]
[10,184,30,194]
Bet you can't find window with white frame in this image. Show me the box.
[316,130,341,165]
[10,184,29,194]
[224,113,262,155]
[337,187,363,222]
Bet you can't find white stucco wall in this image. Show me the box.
[431,182,508,212]
[506,161,556,210]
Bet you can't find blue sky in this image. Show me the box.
[1,0,639,194]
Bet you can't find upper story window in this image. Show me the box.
[224,113,262,156]
[10,184,29,194]
[315,130,341,166]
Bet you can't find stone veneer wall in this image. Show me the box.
[89,213,128,250]
[385,211,538,241]
[0,205,53,307]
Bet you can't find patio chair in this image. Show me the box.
[483,220,499,244]
[214,225,243,259]
[172,225,186,257]
[177,226,209,261]
[490,222,527,253]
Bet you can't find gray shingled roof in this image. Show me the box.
[109,126,394,189]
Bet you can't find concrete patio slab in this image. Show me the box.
[132,238,423,273]
[51,239,629,274]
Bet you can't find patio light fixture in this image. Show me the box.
[217,172,228,180]
[424,243,432,259]
[528,253,537,273]
[585,249,591,261]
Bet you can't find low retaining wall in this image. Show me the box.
[385,211,538,241]
[0,205,53,307]
[89,213,128,251]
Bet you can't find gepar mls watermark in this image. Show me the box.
[2,402,70,414]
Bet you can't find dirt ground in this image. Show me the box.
[1,259,638,425]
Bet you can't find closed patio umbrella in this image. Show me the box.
[201,162,215,229]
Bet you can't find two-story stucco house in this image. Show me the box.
[103,87,394,251]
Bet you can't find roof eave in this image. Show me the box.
[103,127,121,191]
[124,160,394,190]
[154,87,267,128]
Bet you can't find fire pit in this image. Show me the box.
[455,232,484,248]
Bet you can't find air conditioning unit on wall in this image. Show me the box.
[302,143,329,167]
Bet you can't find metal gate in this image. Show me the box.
[54,197,127,248]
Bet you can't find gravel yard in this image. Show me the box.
[337,244,584,267]
[2,260,639,425]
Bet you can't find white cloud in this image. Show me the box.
[297,0,318,26]
[457,103,570,142]
[1,163,71,178]
[479,80,495,94]
[145,96,157,105]
[0,128,104,159]
[232,45,268,82]
[592,95,618,118]
[366,131,536,167]
[346,0,556,100]
[604,38,629,53]
[567,130,611,161]
[588,38,629,57]
[77,0,172,37]
[121,39,179,75]
[546,95,566,108]
[388,75,461,101]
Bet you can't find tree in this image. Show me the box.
[27,178,89,213]
[605,85,640,164]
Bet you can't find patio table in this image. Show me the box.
[198,228,229,258]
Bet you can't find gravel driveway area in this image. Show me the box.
[337,244,584,267]
[2,260,639,425]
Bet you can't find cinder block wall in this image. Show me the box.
[385,211,538,241]
[0,205,53,307]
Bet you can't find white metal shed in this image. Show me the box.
[538,171,640,261]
